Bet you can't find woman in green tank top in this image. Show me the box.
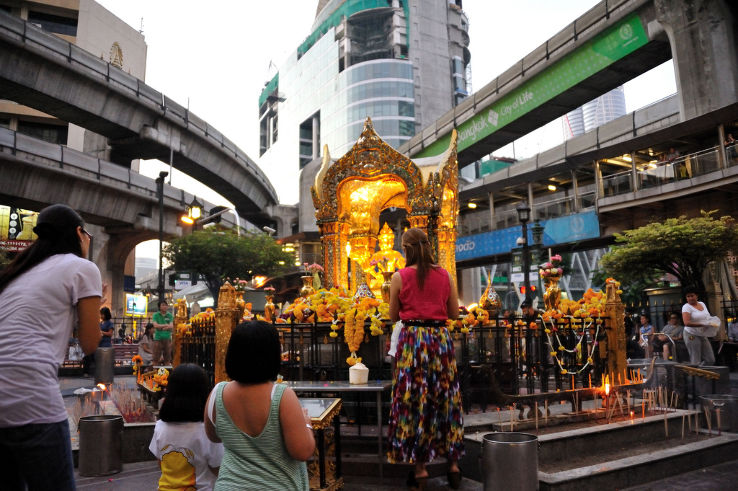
[204,321,315,490]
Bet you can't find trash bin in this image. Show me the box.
[78,415,123,476]
[699,394,738,433]
[481,432,538,491]
[94,347,114,385]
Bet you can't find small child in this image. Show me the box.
[149,364,223,490]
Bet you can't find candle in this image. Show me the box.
[588,374,592,388]
[535,402,539,433]
[510,406,514,431]
[571,375,575,390]
[642,401,645,419]
[681,414,685,440]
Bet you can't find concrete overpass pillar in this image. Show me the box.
[655,0,738,119]
[459,266,481,307]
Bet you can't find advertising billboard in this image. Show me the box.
[125,293,148,316]
[0,205,39,252]
[416,13,649,158]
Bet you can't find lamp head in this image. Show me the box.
[516,201,531,223]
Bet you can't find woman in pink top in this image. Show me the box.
[387,228,463,490]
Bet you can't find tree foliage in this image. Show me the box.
[600,211,738,300]
[163,228,292,305]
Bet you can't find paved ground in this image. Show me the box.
[67,371,738,489]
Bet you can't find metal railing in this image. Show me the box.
[602,145,734,198]
[460,190,597,234]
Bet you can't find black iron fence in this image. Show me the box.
[179,315,216,386]
[274,315,611,399]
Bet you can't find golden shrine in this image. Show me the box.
[311,118,460,292]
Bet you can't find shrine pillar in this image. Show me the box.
[215,282,239,384]
[604,281,626,381]
[319,221,348,289]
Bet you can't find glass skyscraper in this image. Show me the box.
[258,0,470,203]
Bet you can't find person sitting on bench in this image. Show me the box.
[651,313,683,360]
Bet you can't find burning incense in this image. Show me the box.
[716,408,722,436]
[535,402,539,433]
[544,400,548,425]
[664,410,668,438]
[703,406,711,435]
[681,414,685,440]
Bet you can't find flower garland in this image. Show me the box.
[543,316,602,375]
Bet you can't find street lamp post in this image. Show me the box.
[516,201,532,304]
[156,171,168,303]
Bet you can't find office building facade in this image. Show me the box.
[258,0,470,204]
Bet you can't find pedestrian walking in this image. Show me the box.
[682,288,716,365]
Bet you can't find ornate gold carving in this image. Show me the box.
[215,282,238,384]
[313,118,459,289]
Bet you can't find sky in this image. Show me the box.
[95,0,675,259]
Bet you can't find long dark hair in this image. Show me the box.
[0,204,84,295]
[159,364,211,423]
[100,307,112,321]
[401,228,438,290]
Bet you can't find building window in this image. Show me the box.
[299,112,320,169]
[17,120,68,144]
[28,11,77,37]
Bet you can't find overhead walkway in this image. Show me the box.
[400,0,671,165]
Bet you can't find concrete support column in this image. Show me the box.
[488,192,495,230]
[459,267,481,308]
[717,124,728,169]
[594,160,604,199]
[655,0,738,120]
[631,152,639,192]
[570,170,580,212]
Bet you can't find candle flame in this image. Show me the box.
[97,383,107,391]
[605,383,610,396]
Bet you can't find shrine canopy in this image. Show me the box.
[311,117,460,291]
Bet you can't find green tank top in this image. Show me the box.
[213,382,309,490]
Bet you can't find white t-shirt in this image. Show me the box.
[682,301,711,336]
[149,420,224,491]
[0,253,101,427]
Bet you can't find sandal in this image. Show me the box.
[406,470,428,491]
[447,467,462,489]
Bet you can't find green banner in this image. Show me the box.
[415,13,649,158]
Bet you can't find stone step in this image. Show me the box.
[459,408,738,489]
[538,432,738,490]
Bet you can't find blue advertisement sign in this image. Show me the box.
[455,210,600,261]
